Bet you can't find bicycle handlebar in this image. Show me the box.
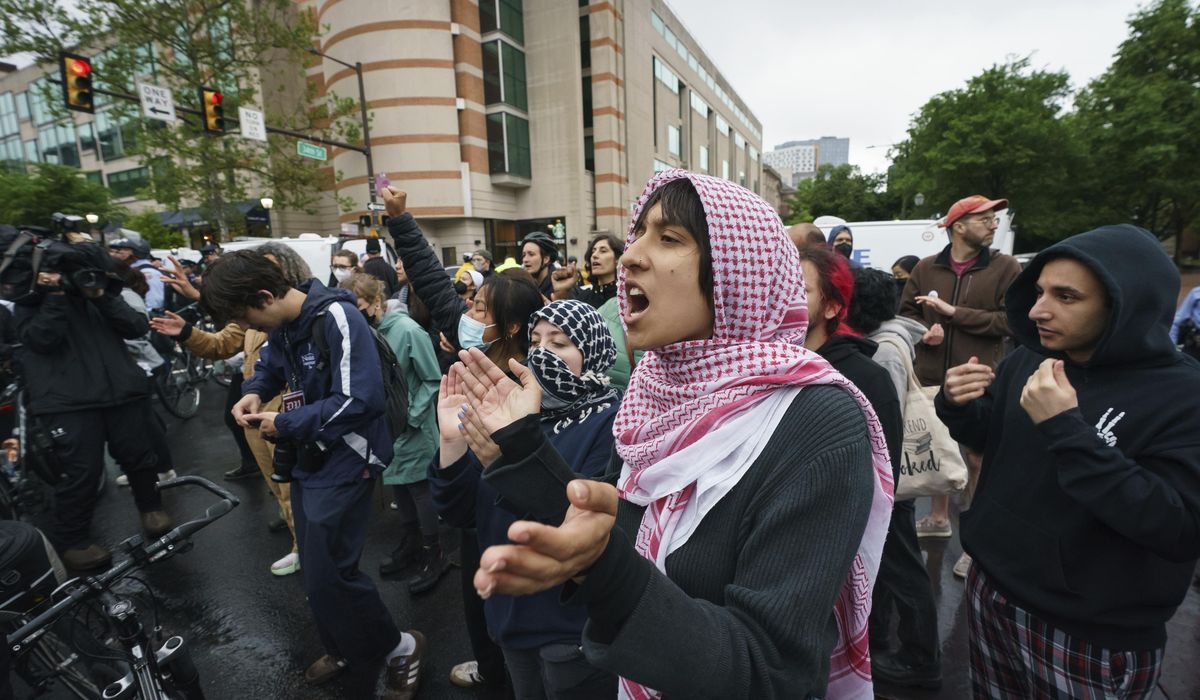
[7,475,239,649]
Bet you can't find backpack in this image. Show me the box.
[311,304,410,438]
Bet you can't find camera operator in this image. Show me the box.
[206,250,424,698]
[12,242,173,572]
[109,232,165,312]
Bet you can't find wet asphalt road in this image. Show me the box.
[27,384,1200,699]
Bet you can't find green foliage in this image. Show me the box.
[122,209,184,249]
[784,164,900,224]
[0,0,362,239]
[0,163,124,228]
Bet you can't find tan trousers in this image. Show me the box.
[243,396,297,553]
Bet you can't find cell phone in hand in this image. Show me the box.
[375,172,391,194]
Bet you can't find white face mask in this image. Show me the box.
[332,268,353,283]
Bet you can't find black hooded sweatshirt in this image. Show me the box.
[817,334,903,481]
[936,225,1200,650]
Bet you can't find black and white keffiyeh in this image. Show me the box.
[528,300,619,433]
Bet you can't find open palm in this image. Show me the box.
[436,374,470,444]
[454,348,542,435]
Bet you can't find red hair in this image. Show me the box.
[797,246,859,337]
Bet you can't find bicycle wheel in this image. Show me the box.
[19,627,106,699]
[155,353,200,420]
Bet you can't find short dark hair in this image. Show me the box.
[200,250,292,325]
[892,255,920,275]
[332,249,358,268]
[479,268,543,365]
[796,246,855,337]
[847,267,898,335]
[113,259,149,298]
[583,233,625,279]
[631,178,713,310]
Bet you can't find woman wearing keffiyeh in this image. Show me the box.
[454,169,894,699]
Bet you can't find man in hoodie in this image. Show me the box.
[936,225,1200,698]
[203,250,425,700]
[362,237,399,298]
[847,267,942,689]
[828,224,858,266]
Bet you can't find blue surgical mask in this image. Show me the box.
[458,314,496,351]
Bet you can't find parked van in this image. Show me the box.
[219,233,396,284]
[812,210,1015,271]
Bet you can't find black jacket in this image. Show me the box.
[816,334,903,482]
[386,214,468,352]
[14,292,150,415]
[937,224,1200,649]
[363,256,399,298]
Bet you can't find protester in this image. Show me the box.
[340,272,445,593]
[471,250,495,279]
[828,224,855,262]
[847,266,943,689]
[153,242,313,576]
[109,232,165,311]
[456,170,893,698]
[554,234,623,309]
[456,269,483,304]
[431,299,620,699]
[1170,283,1200,359]
[362,237,400,298]
[936,225,1200,698]
[899,194,1021,578]
[330,248,360,287]
[787,222,826,250]
[520,231,559,299]
[200,241,221,268]
[206,250,424,697]
[891,255,920,309]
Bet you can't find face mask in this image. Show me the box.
[894,278,908,298]
[332,268,352,282]
[528,347,585,411]
[458,314,496,351]
[834,243,853,258]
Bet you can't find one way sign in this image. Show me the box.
[137,83,176,123]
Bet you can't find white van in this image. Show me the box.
[812,210,1015,271]
[219,233,396,284]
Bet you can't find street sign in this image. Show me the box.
[137,83,176,123]
[297,141,327,161]
[366,202,386,212]
[239,107,266,142]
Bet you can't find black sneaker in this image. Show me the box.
[407,545,449,595]
[871,653,942,690]
[223,464,259,481]
[380,527,421,577]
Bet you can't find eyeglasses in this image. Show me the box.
[331,264,353,270]
[970,215,999,226]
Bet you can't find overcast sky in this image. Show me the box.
[668,0,1146,173]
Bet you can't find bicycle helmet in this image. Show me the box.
[520,231,559,264]
[108,231,152,260]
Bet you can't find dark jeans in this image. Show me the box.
[392,481,438,545]
[292,476,401,664]
[461,529,511,693]
[870,498,940,665]
[41,400,161,549]
[502,644,616,700]
[223,374,256,468]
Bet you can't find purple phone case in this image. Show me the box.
[375,173,390,192]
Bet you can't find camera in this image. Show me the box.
[266,439,328,483]
[0,219,120,304]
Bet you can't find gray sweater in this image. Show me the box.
[486,385,875,699]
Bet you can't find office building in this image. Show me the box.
[764,136,849,186]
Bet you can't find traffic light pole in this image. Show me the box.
[307,49,377,228]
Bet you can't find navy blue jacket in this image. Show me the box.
[243,279,393,487]
[429,403,618,650]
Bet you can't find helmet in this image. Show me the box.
[199,242,220,255]
[520,231,559,264]
[108,231,151,259]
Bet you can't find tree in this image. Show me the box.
[0,0,360,238]
[784,164,900,224]
[122,209,185,249]
[887,58,1089,250]
[0,162,124,227]
[1073,0,1200,256]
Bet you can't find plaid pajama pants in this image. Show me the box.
[966,564,1164,699]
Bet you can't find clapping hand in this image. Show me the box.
[475,479,618,598]
[453,348,542,435]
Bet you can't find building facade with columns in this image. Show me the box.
[292,0,764,264]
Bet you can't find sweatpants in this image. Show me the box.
[393,481,438,545]
[292,476,401,664]
[869,498,940,664]
[41,400,162,549]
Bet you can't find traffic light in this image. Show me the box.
[59,52,94,113]
[200,87,225,133]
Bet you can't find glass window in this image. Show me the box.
[84,170,104,186]
[23,139,37,163]
[690,92,708,116]
[579,14,590,69]
[480,0,524,44]
[0,138,23,173]
[584,135,594,173]
[699,145,709,173]
[739,170,745,186]
[653,57,679,94]
[735,132,745,150]
[486,112,531,178]
[36,122,80,167]
[653,159,671,173]
[668,125,680,157]
[0,94,18,137]
[650,11,664,34]
[722,160,729,180]
[482,40,527,111]
[715,115,729,135]
[108,166,150,199]
[96,110,125,161]
[15,92,28,122]
[78,122,96,153]
[749,146,758,161]
[582,77,592,129]
[664,27,677,52]
[29,80,53,125]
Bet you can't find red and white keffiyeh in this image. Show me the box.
[613,170,894,700]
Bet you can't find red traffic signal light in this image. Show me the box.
[59,52,94,114]
[200,87,225,134]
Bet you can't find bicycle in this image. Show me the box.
[5,475,240,700]
[152,304,211,420]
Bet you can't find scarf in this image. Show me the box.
[528,300,619,434]
[613,170,894,700]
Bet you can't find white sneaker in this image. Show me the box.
[115,469,177,487]
[449,660,484,688]
[953,552,973,580]
[271,552,300,576]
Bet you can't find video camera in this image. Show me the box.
[0,213,120,304]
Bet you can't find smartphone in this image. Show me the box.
[375,172,391,194]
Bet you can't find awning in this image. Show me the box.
[157,201,267,227]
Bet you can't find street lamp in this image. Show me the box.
[260,197,274,237]
[85,213,99,224]
[306,47,376,225]
[914,193,925,207]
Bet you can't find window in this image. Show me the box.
[15,92,28,122]
[584,135,594,173]
[84,171,104,186]
[715,115,729,136]
[579,14,590,69]
[653,57,679,94]
[582,77,592,129]
[722,160,729,180]
[749,146,758,161]
[690,92,708,116]
[486,112,531,178]
[37,123,79,167]
[653,159,671,173]
[667,125,680,157]
[480,0,524,44]
[0,138,23,173]
[78,122,96,153]
[0,94,18,137]
[96,111,129,161]
[734,132,745,150]
[23,139,37,163]
[739,170,745,186]
[699,145,709,173]
[29,80,53,125]
[482,40,528,111]
[108,166,150,199]
[650,11,664,34]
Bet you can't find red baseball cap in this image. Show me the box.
[940,195,1009,228]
